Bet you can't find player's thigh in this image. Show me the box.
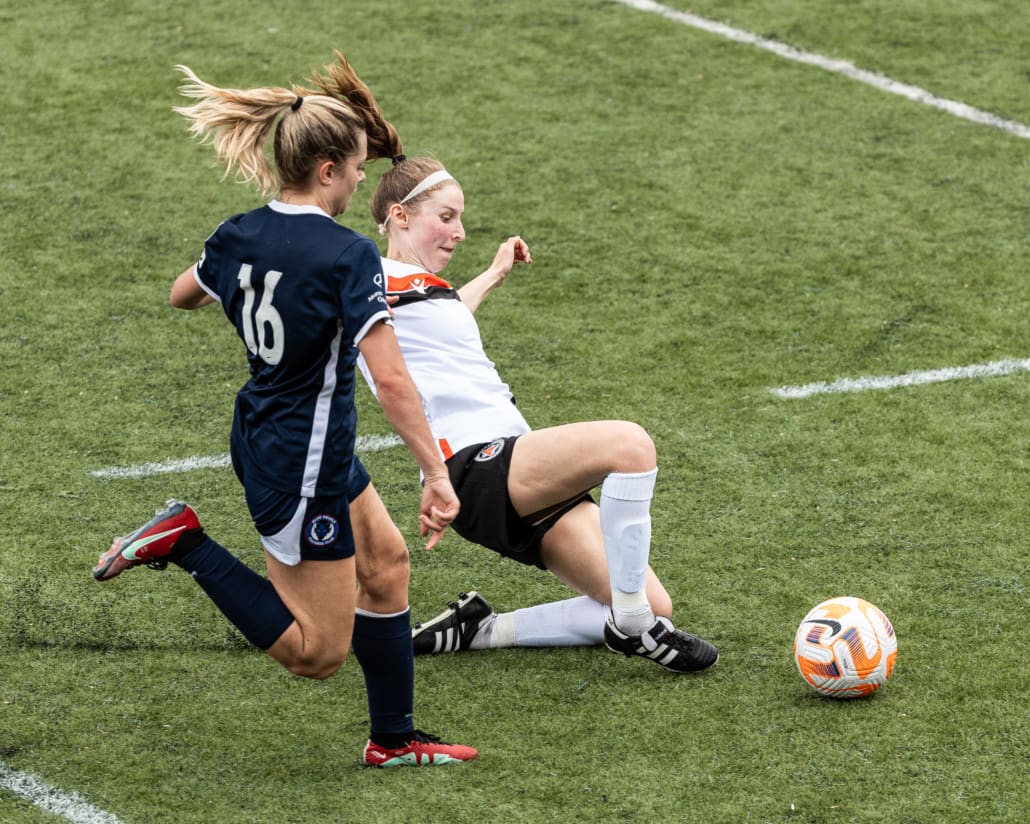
[508,421,656,516]
[538,501,612,602]
[350,482,410,610]
[540,501,673,616]
[265,551,357,642]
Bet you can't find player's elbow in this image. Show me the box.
[370,369,413,407]
[169,292,192,310]
[169,291,208,310]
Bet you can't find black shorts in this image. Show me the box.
[446,437,592,569]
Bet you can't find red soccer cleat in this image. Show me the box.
[362,730,478,767]
[93,500,200,581]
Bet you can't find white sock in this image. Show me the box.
[608,598,654,636]
[510,596,609,647]
[468,612,504,650]
[601,468,658,634]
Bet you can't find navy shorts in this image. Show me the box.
[237,456,372,566]
[446,437,591,570]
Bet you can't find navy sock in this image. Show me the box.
[351,610,415,743]
[173,533,294,650]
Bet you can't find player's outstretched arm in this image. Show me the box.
[457,236,531,313]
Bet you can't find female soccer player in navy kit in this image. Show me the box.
[359,157,718,674]
[92,56,476,767]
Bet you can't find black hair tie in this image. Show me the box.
[291,96,303,111]
[391,154,406,166]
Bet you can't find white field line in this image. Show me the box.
[90,433,403,480]
[614,0,1030,139]
[0,763,124,824]
[769,358,1030,399]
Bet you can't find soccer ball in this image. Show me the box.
[793,596,898,698]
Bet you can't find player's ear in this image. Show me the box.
[317,159,336,186]
[388,203,408,228]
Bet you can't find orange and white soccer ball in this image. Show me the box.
[793,596,898,698]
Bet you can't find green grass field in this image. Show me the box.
[1,0,1027,821]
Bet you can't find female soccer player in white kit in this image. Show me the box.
[358,157,718,673]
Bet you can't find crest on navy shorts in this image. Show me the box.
[475,439,505,462]
[305,514,339,546]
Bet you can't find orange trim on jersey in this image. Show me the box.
[438,438,453,460]
[386,273,453,293]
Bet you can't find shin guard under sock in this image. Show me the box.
[351,609,415,744]
[601,469,658,634]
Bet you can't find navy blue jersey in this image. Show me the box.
[195,201,390,497]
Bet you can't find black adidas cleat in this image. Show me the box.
[604,614,718,673]
[412,591,496,655]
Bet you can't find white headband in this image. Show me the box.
[379,169,457,235]
[400,169,455,203]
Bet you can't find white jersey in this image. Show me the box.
[357,258,531,460]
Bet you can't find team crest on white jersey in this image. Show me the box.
[475,439,506,462]
[305,514,339,546]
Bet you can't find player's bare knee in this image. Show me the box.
[612,421,656,471]
[289,647,348,680]
[649,590,674,618]
[645,571,673,617]
[357,539,410,601]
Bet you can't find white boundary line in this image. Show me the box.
[48,8,1023,823]
[90,433,403,480]
[769,358,1030,399]
[0,763,124,824]
[37,13,1026,818]
[614,0,1030,139]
